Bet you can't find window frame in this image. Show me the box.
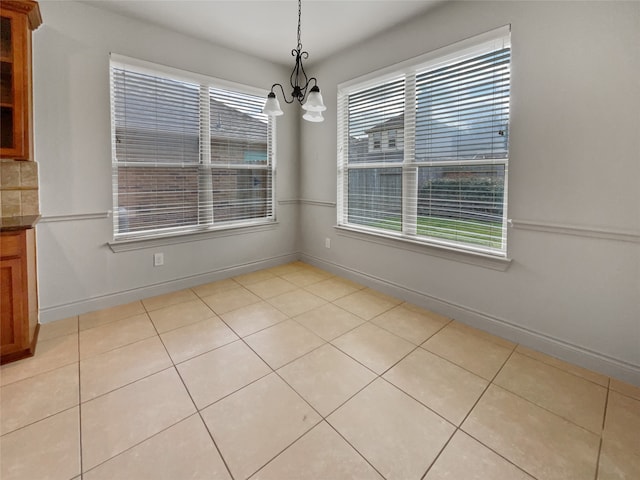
[109,54,276,243]
[337,26,511,258]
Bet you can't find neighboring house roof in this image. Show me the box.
[210,98,267,143]
[364,113,405,134]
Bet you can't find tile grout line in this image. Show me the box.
[80,412,205,476]
[514,347,610,389]
[143,301,237,480]
[244,416,326,479]
[445,345,543,480]
[487,378,607,437]
[593,377,612,480]
[419,432,456,480]
[76,315,84,479]
[191,272,387,477]
[191,276,331,478]
[417,331,609,438]
[323,419,389,480]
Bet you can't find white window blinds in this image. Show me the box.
[110,57,274,240]
[338,27,511,256]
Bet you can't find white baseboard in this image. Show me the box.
[39,253,298,323]
[300,253,640,386]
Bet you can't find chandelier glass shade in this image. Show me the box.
[262,0,326,122]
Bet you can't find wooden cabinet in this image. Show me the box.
[1,227,39,364]
[0,1,41,364]
[0,0,41,160]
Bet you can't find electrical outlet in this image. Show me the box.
[153,252,164,266]
[325,237,331,249]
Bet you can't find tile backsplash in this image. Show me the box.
[0,160,40,217]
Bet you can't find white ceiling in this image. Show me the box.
[80,0,443,66]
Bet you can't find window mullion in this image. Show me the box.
[198,85,213,226]
[337,92,349,226]
[403,73,417,236]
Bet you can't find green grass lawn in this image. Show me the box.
[369,216,504,249]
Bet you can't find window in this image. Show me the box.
[387,130,397,150]
[110,55,275,241]
[371,132,382,150]
[337,27,510,256]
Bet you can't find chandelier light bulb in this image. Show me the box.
[302,86,326,112]
[302,110,324,122]
[262,92,283,116]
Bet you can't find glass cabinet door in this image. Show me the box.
[0,9,28,158]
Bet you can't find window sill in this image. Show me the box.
[108,221,278,253]
[334,225,512,271]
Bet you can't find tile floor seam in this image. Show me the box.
[459,384,604,480]
[149,319,236,480]
[191,369,274,413]
[77,334,84,479]
[223,310,291,341]
[150,312,220,336]
[264,294,325,319]
[79,322,158,361]
[456,346,515,431]
[188,280,241,301]
[143,299,198,314]
[191,406,237,479]
[487,381,606,437]
[451,324,518,350]
[593,436,604,480]
[327,339,390,378]
[376,375,460,433]
[196,411,236,480]
[514,349,611,389]
[377,342,423,377]
[418,429,455,480]
[454,427,542,480]
[79,365,176,405]
[80,412,203,476]
[214,312,329,375]
[0,340,80,388]
[607,384,640,402]
[78,303,146,332]
[609,389,640,402]
[322,419,389,480]
[418,336,514,382]
[369,313,452,347]
[243,417,326,480]
[273,359,376,422]
[602,377,612,431]
[592,378,611,480]
[170,337,244,367]
[217,315,284,369]
[327,299,369,318]
[0,394,80,438]
[1,335,81,440]
[36,315,79,342]
[260,337,328,371]
[453,348,547,480]
[200,286,263,317]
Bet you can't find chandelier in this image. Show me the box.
[262,0,326,122]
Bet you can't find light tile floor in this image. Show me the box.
[1,261,638,480]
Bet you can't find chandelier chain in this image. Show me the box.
[298,0,302,50]
[297,0,302,51]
